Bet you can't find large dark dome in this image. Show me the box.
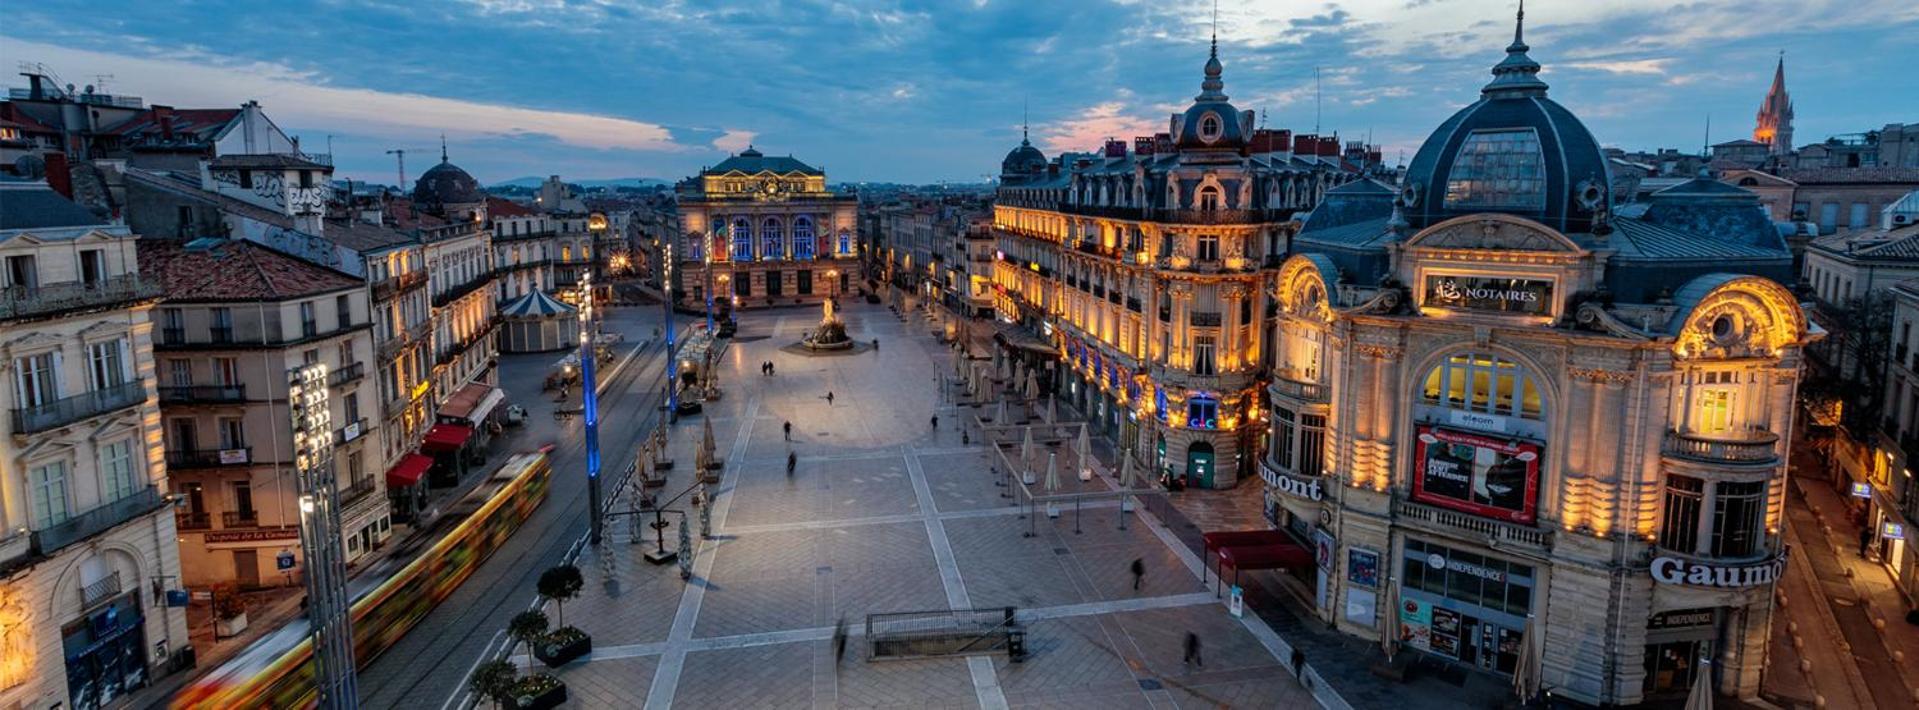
[1001,138,1047,184]
[1399,16,1610,234]
[413,160,484,208]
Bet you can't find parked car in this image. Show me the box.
[504,404,527,426]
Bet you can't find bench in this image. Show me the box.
[866,607,1027,662]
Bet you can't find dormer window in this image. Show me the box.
[1198,186,1221,211]
[1199,113,1222,143]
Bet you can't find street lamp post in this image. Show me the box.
[580,272,604,544]
[705,227,720,333]
[665,242,680,423]
[288,363,357,709]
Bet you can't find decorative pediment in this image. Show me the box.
[2,330,64,354]
[77,320,131,341]
[1406,213,1582,253]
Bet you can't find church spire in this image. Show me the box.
[440,133,448,163]
[1481,0,1548,98]
[1755,51,1794,155]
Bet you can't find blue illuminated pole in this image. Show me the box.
[705,226,721,332]
[665,242,680,422]
[580,271,603,544]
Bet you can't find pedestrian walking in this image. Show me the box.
[833,616,849,664]
[787,451,797,477]
[826,391,836,406]
[1290,647,1305,680]
[783,420,793,441]
[769,362,777,376]
[930,415,939,430]
[1129,557,1145,591]
[1182,631,1202,668]
[962,430,970,445]
[1861,526,1875,557]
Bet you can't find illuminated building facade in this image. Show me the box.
[675,148,859,314]
[1268,11,1813,705]
[992,38,1359,489]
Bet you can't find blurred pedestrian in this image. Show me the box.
[826,391,836,406]
[1861,526,1875,557]
[787,451,797,477]
[931,415,939,430]
[783,420,793,441]
[1290,647,1305,680]
[833,616,849,664]
[1130,557,1145,592]
[1183,631,1202,668]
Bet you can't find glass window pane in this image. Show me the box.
[1444,129,1547,210]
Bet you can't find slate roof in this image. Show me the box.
[138,238,361,301]
[209,154,328,170]
[123,168,416,254]
[104,108,241,138]
[706,147,821,176]
[1775,167,1919,185]
[1610,218,1788,259]
[1808,223,1919,260]
[0,177,108,231]
[487,196,538,217]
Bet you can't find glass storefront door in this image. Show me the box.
[1643,640,1705,696]
[62,594,149,710]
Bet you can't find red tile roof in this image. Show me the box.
[138,239,361,301]
[487,196,538,217]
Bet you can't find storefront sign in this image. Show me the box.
[1650,554,1787,588]
[1314,529,1336,570]
[276,551,297,571]
[1447,410,1507,433]
[218,448,249,465]
[1344,588,1376,624]
[341,421,363,443]
[1262,462,1325,501]
[1423,275,1553,315]
[1851,482,1873,498]
[1648,608,1716,630]
[1399,597,1433,651]
[203,527,301,544]
[1884,522,1906,540]
[1412,426,1540,524]
[1347,548,1381,588]
[1425,552,1506,583]
[166,590,190,608]
[1228,585,1244,618]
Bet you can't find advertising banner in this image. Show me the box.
[1423,274,1553,315]
[1398,596,1433,651]
[1413,425,1540,524]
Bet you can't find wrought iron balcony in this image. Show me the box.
[165,447,251,469]
[1392,497,1554,551]
[221,510,259,528]
[335,417,368,445]
[80,571,122,609]
[342,478,380,506]
[1157,208,1281,225]
[11,380,149,434]
[175,511,211,531]
[0,275,164,321]
[372,270,429,302]
[1269,376,1327,404]
[30,487,166,555]
[158,383,246,404]
[329,362,366,387]
[1661,430,1780,465]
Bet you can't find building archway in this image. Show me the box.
[1187,441,1217,489]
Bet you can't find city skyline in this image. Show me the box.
[3,0,1914,185]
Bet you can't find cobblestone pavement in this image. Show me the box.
[513,301,1315,709]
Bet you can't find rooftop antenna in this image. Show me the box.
[1211,0,1219,50]
[1702,114,1711,156]
[1022,97,1029,143]
[1314,67,1323,135]
[92,73,113,94]
[439,133,448,163]
[1260,107,1268,130]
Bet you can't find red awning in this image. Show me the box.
[1201,530,1292,555]
[422,424,474,452]
[1216,543,1315,573]
[386,454,433,488]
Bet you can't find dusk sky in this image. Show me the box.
[3,0,1915,186]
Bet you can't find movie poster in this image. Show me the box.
[1412,425,1540,524]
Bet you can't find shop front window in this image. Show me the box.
[1421,352,1542,419]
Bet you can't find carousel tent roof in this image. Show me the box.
[500,290,577,319]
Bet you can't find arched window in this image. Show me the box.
[1420,352,1542,419]
[1187,394,1219,429]
[792,217,816,260]
[837,230,852,255]
[686,233,704,261]
[1199,114,1221,141]
[762,218,784,260]
[731,217,753,261]
[1198,185,1222,211]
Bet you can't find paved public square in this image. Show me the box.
[536,301,1316,709]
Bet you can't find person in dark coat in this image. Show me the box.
[1183,631,1202,668]
[1130,558,1145,591]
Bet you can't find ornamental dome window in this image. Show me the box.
[1200,113,1223,143]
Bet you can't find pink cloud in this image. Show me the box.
[1038,101,1161,154]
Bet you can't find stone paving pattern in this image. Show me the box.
[529,301,1314,709]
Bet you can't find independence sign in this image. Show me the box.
[1423,275,1553,315]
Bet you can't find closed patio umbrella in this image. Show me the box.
[1684,659,1713,710]
[1024,371,1040,401]
[1118,454,1137,512]
[1511,615,1541,703]
[1044,452,1061,518]
[1381,579,1400,663]
[1047,396,1058,426]
[995,399,1009,426]
[1021,426,1037,485]
[1076,425,1093,482]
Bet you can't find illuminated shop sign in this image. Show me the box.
[1850,482,1873,498]
[1261,461,1324,501]
[1423,275,1553,315]
[1412,425,1540,524]
[1650,554,1787,588]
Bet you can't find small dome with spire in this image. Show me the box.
[413,138,483,209]
[1173,33,1249,150]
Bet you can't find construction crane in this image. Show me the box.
[384,148,427,189]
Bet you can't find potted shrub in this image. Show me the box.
[508,610,549,672]
[468,659,518,709]
[212,584,247,638]
[534,565,591,667]
[510,672,567,710]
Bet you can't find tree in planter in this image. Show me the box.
[508,610,550,671]
[536,565,585,628]
[468,659,518,709]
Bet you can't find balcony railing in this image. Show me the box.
[80,571,122,609]
[336,417,367,445]
[165,447,251,469]
[175,511,211,531]
[158,383,247,404]
[30,487,166,555]
[342,478,379,506]
[1269,376,1327,404]
[1157,208,1282,225]
[0,275,164,321]
[12,380,148,434]
[1662,430,1780,465]
[1061,204,1146,221]
[329,362,366,387]
[221,510,259,528]
[432,272,497,308]
[372,271,428,301]
[1393,497,1554,550]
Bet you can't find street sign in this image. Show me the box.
[1851,482,1873,498]
[1884,522,1906,540]
[276,551,297,571]
[166,590,190,608]
[1228,585,1245,618]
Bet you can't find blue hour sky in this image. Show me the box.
[2,1,1915,185]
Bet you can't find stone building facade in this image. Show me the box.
[1264,13,1812,706]
[675,148,859,316]
[991,39,1358,489]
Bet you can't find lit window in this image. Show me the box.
[1420,352,1542,419]
[1193,336,1217,376]
[1696,389,1736,434]
[762,218,784,260]
[1188,395,1220,429]
[1443,129,1546,210]
[731,218,753,261]
[793,217,816,260]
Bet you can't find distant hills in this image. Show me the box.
[489,176,673,189]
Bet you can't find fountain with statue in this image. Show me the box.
[799,298,855,351]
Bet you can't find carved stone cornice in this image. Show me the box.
[1355,343,1401,361]
[1568,367,1635,385]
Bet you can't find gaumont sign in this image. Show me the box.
[1423,275,1553,316]
[1261,462,1324,501]
[1650,553,1788,588]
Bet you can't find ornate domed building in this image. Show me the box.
[1270,7,1813,705]
[412,145,487,224]
[1000,129,1048,186]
